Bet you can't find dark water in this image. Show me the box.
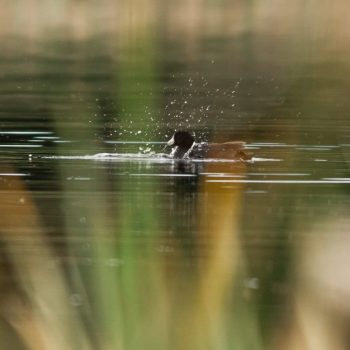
[1,3,350,349]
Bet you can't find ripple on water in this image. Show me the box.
[41,153,281,163]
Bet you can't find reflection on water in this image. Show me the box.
[1,1,350,349]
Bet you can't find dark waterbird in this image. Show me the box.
[165,130,251,160]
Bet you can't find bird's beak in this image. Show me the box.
[163,136,174,152]
[167,136,175,146]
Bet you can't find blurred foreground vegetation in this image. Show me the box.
[0,1,350,349]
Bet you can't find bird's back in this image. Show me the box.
[207,141,250,160]
[187,141,250,160]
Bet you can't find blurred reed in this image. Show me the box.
[0,1,350,349]
[2,0,350,58]
[0,6,259,347]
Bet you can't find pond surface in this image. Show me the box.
[0,2,350,349]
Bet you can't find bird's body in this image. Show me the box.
[166,131,251,160]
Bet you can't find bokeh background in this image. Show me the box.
[0,1,350,349]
